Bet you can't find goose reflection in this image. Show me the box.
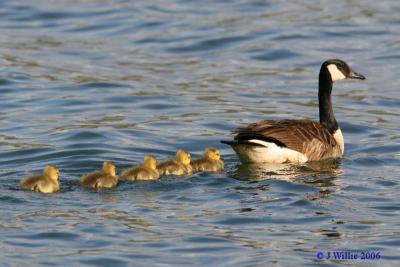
[229,159,343,198]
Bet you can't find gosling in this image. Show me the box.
[20,165,60,193]
[157,149,192,176]
[191,147,224,173]
[120,155,160,181]
[80,161,118,189]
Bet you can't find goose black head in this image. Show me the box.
[322,59,366,82]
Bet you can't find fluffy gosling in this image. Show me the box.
[157,149,192,176]
[20,165,60,193]
[191,147,224,173]
[121,155,160,181]
[80,161,118,189]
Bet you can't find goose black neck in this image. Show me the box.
[318,68,338,134]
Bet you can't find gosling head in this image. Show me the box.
[143,155,157,170]
[43,165,60,182]
[322,59,366,82]
[176,150,191,165]
[204,147,221,161]
[102,161,116,176]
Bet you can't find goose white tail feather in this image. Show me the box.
[231,139,308,164]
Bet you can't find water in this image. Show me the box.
[1,0,399,266]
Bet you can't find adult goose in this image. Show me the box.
[221,59,365,163]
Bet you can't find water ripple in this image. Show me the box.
[167,35,253,53]
[0,0,399,266]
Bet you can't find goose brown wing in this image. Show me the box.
[234,120,341,160]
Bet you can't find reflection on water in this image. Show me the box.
[1,0,400,266]
[231,159,342,181]
[231,160,343,203]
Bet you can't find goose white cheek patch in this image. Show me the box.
[327,64,346,81]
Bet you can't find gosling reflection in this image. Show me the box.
[90,208,153,229]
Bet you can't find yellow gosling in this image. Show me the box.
[157,149,192,176]
[20,165,60,193]
[191,147,224,173]
[80,161,118,189]
[121,155,160,181]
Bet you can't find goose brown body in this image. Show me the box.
[233,120,343,162]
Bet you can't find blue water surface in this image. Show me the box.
[1,0,400,266]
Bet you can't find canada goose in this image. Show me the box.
[80,161,118,189]
[121,155,160,181]
[221,59,365,163]
[20,165,60,193]
[191,147,224,173]
[157,149,192,176]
